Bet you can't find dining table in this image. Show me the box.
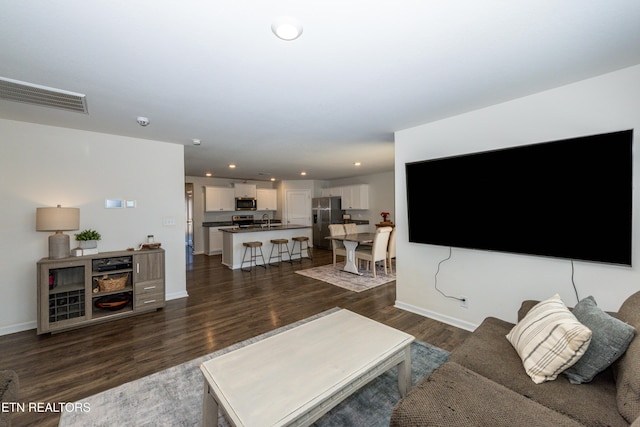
[326,232,376,275]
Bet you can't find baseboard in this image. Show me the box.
[166,290,189,301]
[0,293,188,337]
[0,320,36,336]
[394,300,478,332]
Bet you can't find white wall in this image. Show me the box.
[0,119,187,335]
[395,65,640,331]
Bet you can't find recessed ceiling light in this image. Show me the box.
[229,164,236,169]
[271,16,303,41]
[300,171,307,176]
[205,172,212,177]
[354,162,361,166]
[192,139,201,146]
[270,177,276,182]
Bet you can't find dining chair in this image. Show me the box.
[343,223,358,234]
[387,227,396,273]
[355,226,392,278]
[328,224,347,266]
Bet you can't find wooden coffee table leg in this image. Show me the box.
[203,381,219,427]
[397,345,412,396]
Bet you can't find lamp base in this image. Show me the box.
[49,232,70,259]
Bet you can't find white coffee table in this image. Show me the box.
[200,309,415,426]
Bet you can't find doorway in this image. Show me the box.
[185,183,194,260]
[285,189,311,226]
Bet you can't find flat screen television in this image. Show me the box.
[406,129,633,265]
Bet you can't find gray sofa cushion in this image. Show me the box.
[449,317,627,427]
[563,296,636,384]
[390,361,582,427]
[614,291,640,424]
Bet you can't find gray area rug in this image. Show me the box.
[295,263,396,292]
[60,308,448,427]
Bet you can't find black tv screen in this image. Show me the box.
[406,130,633,265]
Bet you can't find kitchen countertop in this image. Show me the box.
[203,220,282,227]
[203,221,234,227]
[219,224,310,233]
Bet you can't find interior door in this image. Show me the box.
[285,190,311,226]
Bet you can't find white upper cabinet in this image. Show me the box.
[322,187,343,198]
[341,184,369,210]
[257,188,278,211]
[205,186,235,212]
[234,183,257,199]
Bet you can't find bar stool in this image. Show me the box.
[241,241,266,272]
[290,236,312,263]
[268,238,292,266]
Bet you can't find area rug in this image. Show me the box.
[295,263,396,292]
[60,309,449,427]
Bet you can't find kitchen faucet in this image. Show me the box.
[261,213,270,228]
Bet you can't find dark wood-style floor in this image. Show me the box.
[1,248,470,426]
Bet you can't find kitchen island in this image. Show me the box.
[220,225,312,269]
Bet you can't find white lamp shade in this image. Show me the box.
[36,206,80,231]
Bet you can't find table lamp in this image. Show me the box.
[36,205,80,259]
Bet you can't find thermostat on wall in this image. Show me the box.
[105,199,123,209]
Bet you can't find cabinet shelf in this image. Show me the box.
[91,301,134,319]
[91,268,133,277]
[91,285,134,298]
[49,282,85,294]
[37,248,165,334]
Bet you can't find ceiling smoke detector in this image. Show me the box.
[271,16,303,41]
[136,116,150,126]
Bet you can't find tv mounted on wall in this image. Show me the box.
[406,129,634,265]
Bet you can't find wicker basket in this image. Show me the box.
[95,273,128,292]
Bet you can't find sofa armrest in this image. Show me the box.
[518,300,539,321]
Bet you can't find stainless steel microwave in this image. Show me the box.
[235,197,257,211]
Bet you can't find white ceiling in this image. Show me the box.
[1,1,639,181]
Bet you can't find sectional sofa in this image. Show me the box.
[391,291,640,426]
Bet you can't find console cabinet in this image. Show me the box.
[37,248,165,334]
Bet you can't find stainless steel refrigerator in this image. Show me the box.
[312,197,342,249]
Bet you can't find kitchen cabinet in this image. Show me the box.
[234,183,257,199]
[341,184,369,210]
[205,186,235,212]
[322,187,343,198]
[208,227,225,255]
[257,188,277,211]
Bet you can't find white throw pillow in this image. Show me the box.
[506,294,592,384]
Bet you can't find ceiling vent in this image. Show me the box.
[0,77,88,113]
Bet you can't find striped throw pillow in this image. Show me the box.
[506,294,592,384]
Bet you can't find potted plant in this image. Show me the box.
[75,229,102,249]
